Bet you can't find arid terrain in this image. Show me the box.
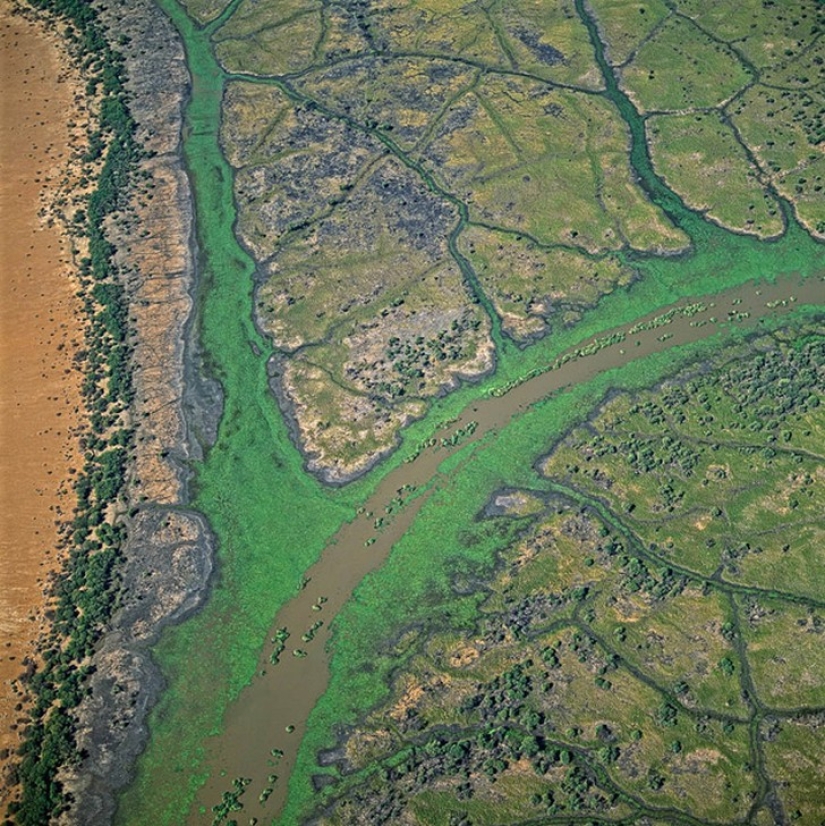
[0,1,87,792]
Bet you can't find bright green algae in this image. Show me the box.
[117,1,825,824]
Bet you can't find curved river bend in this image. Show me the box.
[192,272,823,824]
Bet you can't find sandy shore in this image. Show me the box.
[0,0,88,793]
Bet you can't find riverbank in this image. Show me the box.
[53,0,221,823]
[1,0,221,821]
[0,0,89,798]
[196,273,825,825]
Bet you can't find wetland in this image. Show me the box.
[116,1,825,823]
[4,1,825,825]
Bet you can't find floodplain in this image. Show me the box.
[15,0,821,825]
[120,2,825,823]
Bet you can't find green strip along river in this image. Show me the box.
[118,1,825,824]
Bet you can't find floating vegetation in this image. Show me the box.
[269,627,290,665]
[439,420,478,449]
[301,620,324,643]
[211,776,251,826]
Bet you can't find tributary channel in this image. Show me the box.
[132,2,825,824]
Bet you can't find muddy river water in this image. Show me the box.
[191,272,823,824]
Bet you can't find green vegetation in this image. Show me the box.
[214,0,703,480]
[210,775,251,826]
[222,80,493,478]
[420,74,685,254]
[110,0,825,825]
[587,0,671,66]
[211,0,825,480]
[541,332,825,595]
[677,0,820,70]
[457,226,634,342]
[764,719,825,824]
[620,14,752,111]
[214,0,323,75]
[459,219,633,341]
[740,598,825,709]
[602,0,825,239]
[212,0,605,88]
[179,0,232,25]
[647,112,783,238]
[301,326,825,826]
[730,83,825,237]
[8,1,141,823]
[10,0,825,823]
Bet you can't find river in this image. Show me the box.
[190,272,823,824]
[118,2,825,824]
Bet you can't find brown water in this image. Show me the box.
[0,0,85,791]
[192,272,823,823]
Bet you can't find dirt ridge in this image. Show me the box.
[51,1,222,823]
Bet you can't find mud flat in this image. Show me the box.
[54,1,222,824]
[0,0,88,795]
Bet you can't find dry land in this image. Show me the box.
[1,1,214,823]
[0,1,88,794]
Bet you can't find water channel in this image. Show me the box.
[121,2,825,824]
[191,273,824,824]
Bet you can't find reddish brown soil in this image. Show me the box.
[0,0,86,795]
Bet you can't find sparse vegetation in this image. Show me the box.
[7,0,139,823]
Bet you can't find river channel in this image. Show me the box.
[191,271,823,825]
[121,2,825,824]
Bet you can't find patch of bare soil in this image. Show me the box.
[0,0,88,797]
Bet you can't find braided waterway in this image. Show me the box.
[115,2,825,824]
[191,271,823,825]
